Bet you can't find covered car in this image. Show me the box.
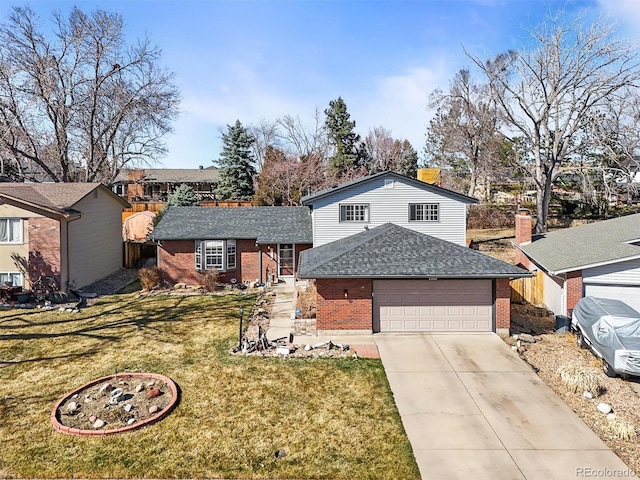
[571,296,640,378]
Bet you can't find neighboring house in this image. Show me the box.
[513,212,640,315]
[0,183,129,290]
[152,171,531,334]
[150,207,312,285]
[112,167,219,203]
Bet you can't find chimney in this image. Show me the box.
[514,209,532,268]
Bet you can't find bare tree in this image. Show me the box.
[248,119,280,170]
[586,87,640,205]
[425,69,502,199]
[363,126,418,177]
[0,6,179,183]
[471,12,640,232]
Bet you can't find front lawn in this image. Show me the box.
[0,292,418,479]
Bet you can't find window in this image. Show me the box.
[0,219,21,243]
[227,240,236,269]
[195,240,236,271]
[409,203,439,222]
[339,204,369,222]
[0,272,23,287]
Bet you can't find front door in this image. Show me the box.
[278,244,294,277]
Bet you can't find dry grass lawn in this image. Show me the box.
[0,292,418,479]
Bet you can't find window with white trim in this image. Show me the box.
[339,204,369,222]
[195,240,236,271]
[0,272,23,287]
[409,203,439,222]
[0,218,22,243]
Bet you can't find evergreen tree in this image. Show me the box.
[216,120,256,201]
[167,184,199,206]
[324,97,364,178]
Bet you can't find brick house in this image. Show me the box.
[150,207,312,285]
[513,211,640,316]
[298,172,530,335]
[152,171,531,334]
[0,183,129,290]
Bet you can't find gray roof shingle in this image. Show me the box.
[298,223,531,279]
[519,213,640,274]
[0,183,128,216]
[150,206,313,244]
[301,171,479,205]
[114,168,218,184]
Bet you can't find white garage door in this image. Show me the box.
[373,279,493,332]
[583,284,640,312]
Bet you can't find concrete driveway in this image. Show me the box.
[376,334,632,480]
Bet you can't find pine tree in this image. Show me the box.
[324,97,364,178]
[216,120,257,201]
[167,184,199,206]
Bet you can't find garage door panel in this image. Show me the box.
[583,284,640,312]
[374,279,493,332]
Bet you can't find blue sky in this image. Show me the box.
[2,0,640,169]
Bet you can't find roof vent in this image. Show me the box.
[384,179,394,189]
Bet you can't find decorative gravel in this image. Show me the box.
[508,304,640,475]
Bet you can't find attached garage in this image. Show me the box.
[583,284,640,312]
[298,223,531,335]
[373,279,493,332]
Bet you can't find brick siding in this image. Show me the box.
[28,218,62,286]
[495,278,511,331]
[514,214,532,268]
[157,239,311,286]
[566,270,583,316]
[316,278,373,331]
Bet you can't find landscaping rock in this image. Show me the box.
[124,404,132,412]
[135,384,145,393]
[99,383,114,394]
[149,405,160,414]
[515,333,536,343]
[92,419,105,429]
[583,391,594,399]
[598,403,612,414]
[66,402,79,414]
[89,415,97,423]
[147,388,160,399]
[127,418,136,425]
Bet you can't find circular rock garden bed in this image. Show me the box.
[51,372,178,436]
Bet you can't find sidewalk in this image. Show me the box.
[266,283,379,358]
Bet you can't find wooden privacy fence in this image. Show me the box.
[510,270,545,305]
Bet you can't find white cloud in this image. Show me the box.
[355,64,451,156]
[596,0,640,32]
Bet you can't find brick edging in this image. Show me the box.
[51,372,179,436]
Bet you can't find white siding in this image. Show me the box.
[542,271,565,315]
[583,259,640,312]
[67,188,125,288]
[309,177,468,246]
[583,258,640,286]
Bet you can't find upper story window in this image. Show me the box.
[409,203,439,222]
[339,204,369,222]
[195,239,236,272]
[0,218,22,243]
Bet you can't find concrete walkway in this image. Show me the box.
[376,334,632,480]
[266,283,378,356]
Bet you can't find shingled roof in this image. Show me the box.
[0,183,128,217]
[150,206,313,244]
[518,213,640,274]
[298,223,531,279]
[301,171,478,205]
[114,168,219,184]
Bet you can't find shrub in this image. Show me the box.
[557,362,602,396]
[607,416,637,441]
[139,266,160,291]
[200,269,220,292]
[296,282,317,318]
[467,205,517,229]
